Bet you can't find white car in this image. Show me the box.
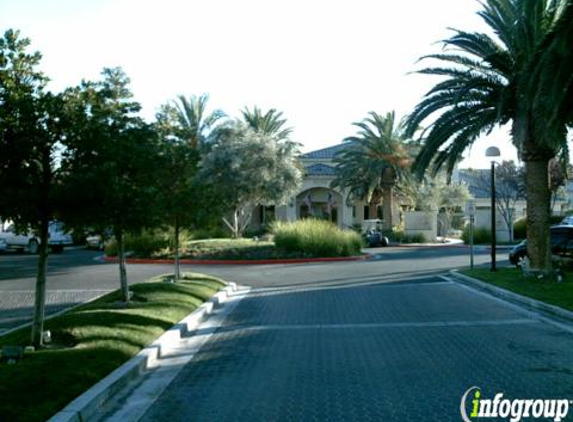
[0,221,73,254]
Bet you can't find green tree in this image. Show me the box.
[199,121,302,237]
[61,68,161,302]
[154,112,203,279]
[473,161,526,242]
[405,0,570,271]
[157,94,226,150]
[0,29,67,347]
[332,111,413,230]
[241,106,293,140]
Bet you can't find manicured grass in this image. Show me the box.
[0,273,225,422]
[461,267,573,312]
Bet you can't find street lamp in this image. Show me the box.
[485,146,501,271]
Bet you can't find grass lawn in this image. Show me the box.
[0,273,225,422]
[461,267,573,312]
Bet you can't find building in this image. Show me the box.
[251,143,400,231]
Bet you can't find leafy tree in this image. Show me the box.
[61,68,161,302]
[157,94,226,150]
[471,161,526,242]
[154,111,202,279]
[199,121,302,237]
[332,111,413,229]
[399,174,470,239]
[0,29,67,347]
[405,0,570,271]
[241,106,293,140]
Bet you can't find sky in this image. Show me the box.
[1,0,520,168]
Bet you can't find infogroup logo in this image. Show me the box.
[460,387,571,422]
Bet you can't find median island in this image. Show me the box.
[0,273,225,422]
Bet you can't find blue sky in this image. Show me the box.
[0,0,520,168]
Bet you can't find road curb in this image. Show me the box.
[448,270,573,323]
[102,254,369,265]
[47,282,242,422]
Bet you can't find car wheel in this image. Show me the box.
[28,239,39,255]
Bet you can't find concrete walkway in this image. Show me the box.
[112,275,573,421]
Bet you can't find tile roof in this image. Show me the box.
[302,144,348,159]
[305,163,336,176]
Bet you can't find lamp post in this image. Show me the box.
[485,146,501,271]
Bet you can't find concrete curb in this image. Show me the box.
[102,254,369,265]
[448,270,573,323]
[47,282,240,422]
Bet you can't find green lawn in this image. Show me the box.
[0,273,225,422]
[461,267,573,312]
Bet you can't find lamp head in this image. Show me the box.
[485,146,501,158]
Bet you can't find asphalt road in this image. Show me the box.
[0,245,508,333]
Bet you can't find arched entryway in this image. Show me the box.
[296,188,342,225]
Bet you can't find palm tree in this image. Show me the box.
[529,0,573,141]
[332,111,413,230]
[169,94,226,149]
[405,0,570,271]
[241,106,293,140]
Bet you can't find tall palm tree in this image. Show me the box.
[171,94,226,149]
[405,0,570,271]
[241,106,293,140]
[332,111,413,230]
[529,0,573,140]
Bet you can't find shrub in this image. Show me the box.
[190,226,229,240]
[272,219,363,257]
[513,218,526,240]
[461,226,492,244]
[513,216,563,241]
[105,230,171,257]
[389,229,426,244]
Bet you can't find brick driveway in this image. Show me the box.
[138,277,573,421]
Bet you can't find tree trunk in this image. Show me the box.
[116,230,130,302]
[382,187,394,231]
[31,218,49,348]
[368,203,378,219]
[233,210,240,238]
[174,217,180,281]
[525,158,552,271]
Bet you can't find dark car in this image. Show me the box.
[509,225,573,266]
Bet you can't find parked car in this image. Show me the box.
[509,225,573,267]
[86,234,105,250]
[85,228,113,250]
[560,215,573,225]
[0,221,73,254]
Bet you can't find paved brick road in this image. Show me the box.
[0,289,108,333]
[138,277,573,421]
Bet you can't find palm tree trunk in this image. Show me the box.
[525,158,552,271]
[382,187,394,231]
[31,218,49,348]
